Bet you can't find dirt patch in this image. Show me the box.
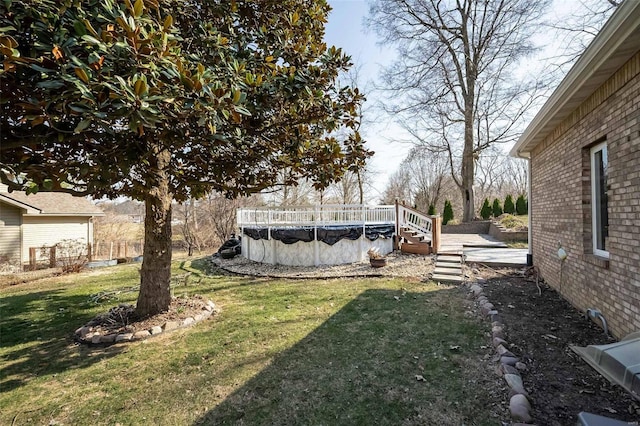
[75,296,216,344]
[479,269,640,425]
[85,296,209,335]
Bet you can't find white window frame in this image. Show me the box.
[590,141,609,259]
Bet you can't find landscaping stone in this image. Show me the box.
[496,345,511,356]
[510,394,532,423]
[115,333,133,342]
[496,345,516,358]
[501,364,520,376]
[133,330,150,339]
[504,373,528,395]
[182,317,195,326]
[194,313,206,322]
[150,326,163,335]
[206,300,216,311]
[487,309,498,317]
[470,285,483,296]
[481,303,495,314]
[492,337,507,348]
[500,356,519,366]
[492,325,505,340]
[91,335,102,344]
[76,326,91,338]
[490,313,502,323]
[163,321,180,331]
[515,362,527,371]
[101,334,116,343]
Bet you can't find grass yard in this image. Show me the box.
[1,258,500,425]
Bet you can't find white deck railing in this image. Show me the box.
[237,204,395,227]
[396,203,433,241]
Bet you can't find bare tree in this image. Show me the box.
[381,167,412,205]
[545,0,619,71]
[405,147,449,211]
[475,149,528,210]
[175,198,200,256]
[368,0,550,221]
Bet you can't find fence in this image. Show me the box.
[92,240,144,260]
[237,204,396,227]
[27,242,93,271]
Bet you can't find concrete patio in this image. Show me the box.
[440,233,528,268]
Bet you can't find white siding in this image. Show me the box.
[0,203,22,263]
[22,216,91,261]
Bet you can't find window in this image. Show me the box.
[590,142,609,258]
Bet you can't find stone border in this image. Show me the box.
[74,300,217,345]
[488,222,528,242]
[465,278,534,424]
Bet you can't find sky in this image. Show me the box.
[324,0,405,201]
[322,0,605,202]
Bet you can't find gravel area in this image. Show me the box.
[211,251,436,279]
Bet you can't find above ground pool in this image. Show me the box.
[237,205,396,266]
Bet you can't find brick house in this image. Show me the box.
[511,2,640,339]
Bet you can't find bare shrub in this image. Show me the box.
[43,239,89,273]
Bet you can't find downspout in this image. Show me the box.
[516,150,533,266]
[526,153,533,266]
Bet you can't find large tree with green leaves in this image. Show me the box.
[1,0,370,317]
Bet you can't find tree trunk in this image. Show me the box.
[461,143,475,222]
[357,169,363,205]
[136,146,173,318]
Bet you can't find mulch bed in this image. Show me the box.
[481,269,640,425]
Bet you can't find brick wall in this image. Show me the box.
[530,51,640,339]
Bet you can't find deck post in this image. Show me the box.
[394,200,400,250]
[49,246,56,268]
[431,216,442,254]
[314,205,319,266]
[360,205,366,261]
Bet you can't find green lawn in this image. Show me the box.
[1,258,499,425]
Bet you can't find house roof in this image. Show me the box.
[510,1,640,158]
[0,190,104,216]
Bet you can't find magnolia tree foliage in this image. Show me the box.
[0,0,370,317]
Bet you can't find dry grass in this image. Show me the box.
[498,214,528,231]
[1,258,504,425]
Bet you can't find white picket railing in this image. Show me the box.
[237,204,396,227]
[396,204,433,241]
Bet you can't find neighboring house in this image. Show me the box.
[511,2,640,338]
[0,185,104,265]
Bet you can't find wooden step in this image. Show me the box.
[437,255,463,263]
[431,274,464,283]
[400,242,431,255]
[433,266,461,276]
[400,230,428,244]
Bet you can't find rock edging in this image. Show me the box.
[75,300,217,345]
[465,279,533,424]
